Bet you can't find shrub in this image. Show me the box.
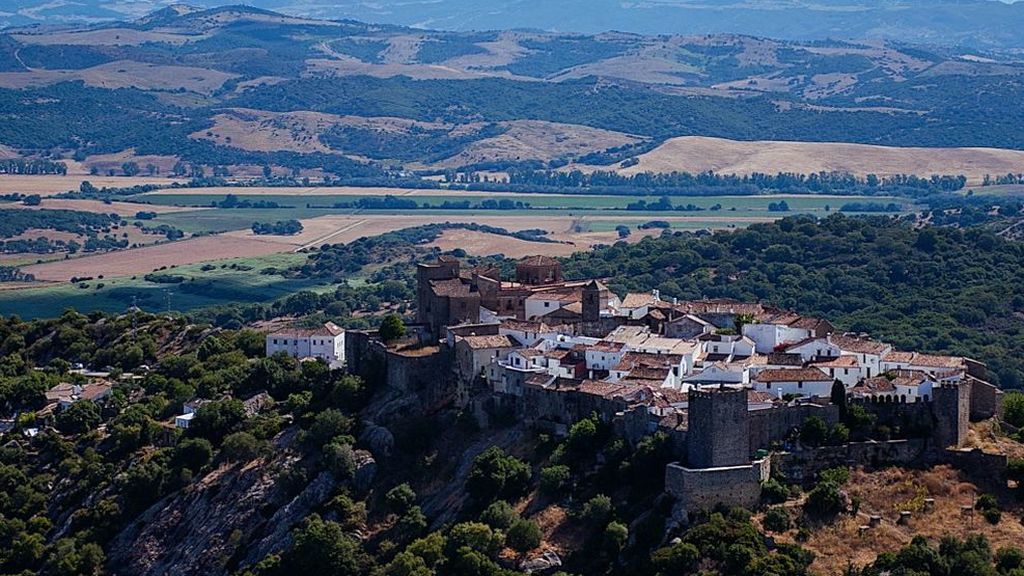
[761,479,789,505]
[539,465,571,496]
[763,508,790,533]
[506,518,542,553]
[466,447,531,503]
[323,441,357,479]
[386,483,418,514]
[55,401,101,435]
[378,314,406,342]
[799,416,828,447]
[221,431,261,462]
[604,521,628,554]
[804,481,844,519]
[173,437,213,471]
[579,494,614,527]
[651,542,699,574]
[480,500,517,530]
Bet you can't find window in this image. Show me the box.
[798,381,803,388]
[544,302,550,308]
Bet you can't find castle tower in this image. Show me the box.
[416,256,461,325]
[932,381,969,449]
[687,386,751,469]
[582,280,601,323]
[516,255,562,285]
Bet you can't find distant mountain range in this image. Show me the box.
[4,0,1024,50]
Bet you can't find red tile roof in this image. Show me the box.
[755,367,831,383]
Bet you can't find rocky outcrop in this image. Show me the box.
[107,428,339,576]
[520,550,562,573]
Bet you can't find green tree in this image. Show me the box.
[480,500,518,530]
[651,542,699,575]
[604,521,628,555]
[379,314,406,342]
[55,400,101,434]
[799,416,828,447]
[173,437,213,471]
[287,515,366,575]
[221,431,262,462]
[763,508,791,532]
[506,518,542,554]
[579,494,614,527]
[539,465,571,496]
[466,447,531,503]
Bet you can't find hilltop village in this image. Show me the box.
[340,255,1006,515]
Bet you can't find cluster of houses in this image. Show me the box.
[448,288,983,416]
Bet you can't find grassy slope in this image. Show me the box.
[0,253,325,318]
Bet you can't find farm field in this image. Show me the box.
[14,212,773,285]
[5,198,205,216]
[21,234,299,282]
[0,175,177,196]
[135,191,904,212]
[613,136,1024,183]
[964,184,1024,197]
[0,253,320,319]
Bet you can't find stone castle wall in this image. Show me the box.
[665,458,771,513]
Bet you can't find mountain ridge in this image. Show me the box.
[5,0,1024,50]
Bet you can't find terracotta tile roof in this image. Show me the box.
[590,341,626,353]
[529,290,582,302]
[516,348,545,358]
[810,355,860,368]
[270,321,344,338]
[789,316,829,330]
[667,314,711,326]
[748,390,777,404]
[460,334,519,350]
[852,377,896,394]
[622,367,671,381]
[767,352,804,366]
[578,380,628,397]
[79,383,112,401]
[430,278,474,297]
[519,255,560,267]
[621,293,659,309]
[613,352,683,372]
[676,299,764,316]
[831,335,890,355]
[883,351,963,369]
[755,367,831,383]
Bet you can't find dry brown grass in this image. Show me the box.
[617,136,1024,184]
[21,235,295,282]
[11,29,196,46]
[429,120,642,169]
[769,466,1024,574]
[0,61,236,94]
[426,230,581,258]
[0,175,178,196]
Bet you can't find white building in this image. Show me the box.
[753,367,833,399]
[266,322,345,367]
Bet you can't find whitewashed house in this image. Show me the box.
[754,367,833,399]
[266,322,345,367]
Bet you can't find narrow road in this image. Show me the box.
[295,218,367,251]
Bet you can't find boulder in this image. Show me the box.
[519,550,562,574]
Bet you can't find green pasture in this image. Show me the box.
[0,253,330,319]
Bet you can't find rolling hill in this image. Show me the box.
[6,1,1024,50]
[0,5,1023,180]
